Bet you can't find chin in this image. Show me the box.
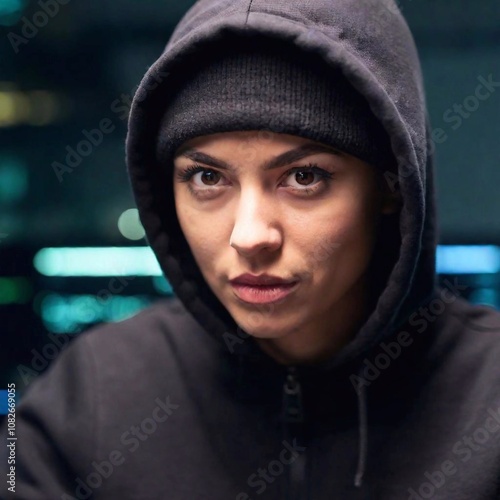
[235,322,291,340]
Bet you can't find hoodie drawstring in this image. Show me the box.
[354,364,368,488]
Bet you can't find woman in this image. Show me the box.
[3,0,500,499]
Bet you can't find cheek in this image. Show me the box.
[334,182,380,240]
[174,198,225,275]
[303,197,379,279]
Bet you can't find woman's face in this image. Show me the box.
[173,131,399,364]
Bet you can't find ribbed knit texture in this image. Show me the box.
[156,37,394,169]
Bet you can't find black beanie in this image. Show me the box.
[156,37,395,170]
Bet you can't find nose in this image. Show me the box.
[229,189,282,257]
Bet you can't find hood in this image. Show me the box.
[125,0,439,371]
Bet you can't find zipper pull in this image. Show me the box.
[282,366,304,424]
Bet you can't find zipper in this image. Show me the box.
[282,365,307,500]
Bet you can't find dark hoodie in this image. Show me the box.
[3,0,500,499]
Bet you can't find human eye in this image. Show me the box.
[175,163,228,198]
[283,163,334,196]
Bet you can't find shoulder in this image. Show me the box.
[447,295,500,333]
[80,296,203,349]
[82,295,203,345]
[14,297,222,433]
[435,288,500,341]
[399,286,500,389]
[408,283,500,354]
[21,296,219,402]
[70,296,220,382]
[427,288,500,382]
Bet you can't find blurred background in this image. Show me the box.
[0,0,499,413]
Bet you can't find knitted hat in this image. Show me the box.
[156,36,395,170]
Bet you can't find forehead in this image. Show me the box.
[173,131,345,171]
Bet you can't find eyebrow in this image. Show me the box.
[174,142,343,172]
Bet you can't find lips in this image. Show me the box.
[229,273,299,304]
[229,273,296,286]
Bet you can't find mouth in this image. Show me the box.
[230,281,299,305]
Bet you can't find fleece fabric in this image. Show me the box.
[2,1,500,499]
